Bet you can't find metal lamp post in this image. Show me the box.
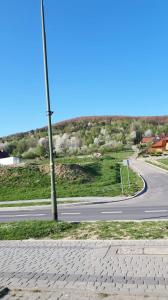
[41,0,58,221]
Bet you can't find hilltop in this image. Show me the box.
[1,115,168,158]
[2,115,168,139]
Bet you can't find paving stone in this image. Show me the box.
[144,247,168,255]
[1,240,168,299]
[117,247,144,255]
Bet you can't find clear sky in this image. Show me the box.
[1,0,168,136]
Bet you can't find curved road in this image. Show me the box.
[1,159,168,222]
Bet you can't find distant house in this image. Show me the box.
[0,151,21,166]
[0,150,9,159]
[140,137,156,145]
[140,135,168,154]
[149,137,168,153]
[0,157,21,166]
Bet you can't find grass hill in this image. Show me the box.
[0,152,143,201]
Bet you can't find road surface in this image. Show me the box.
[1,159,168,222]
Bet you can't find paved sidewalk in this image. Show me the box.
[1,240,168,299]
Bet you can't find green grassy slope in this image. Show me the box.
[0,151,143,201]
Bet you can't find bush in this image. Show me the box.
[100,145,124,154]
[22,150,37,159]
[16,139,29,155]
[35,145,48,158]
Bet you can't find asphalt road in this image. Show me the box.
[1,159,168,222]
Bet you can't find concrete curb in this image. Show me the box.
[2,239,168,249]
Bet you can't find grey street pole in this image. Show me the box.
[127,159,131,189]
[41,0,58,221]
[120,166,124,195]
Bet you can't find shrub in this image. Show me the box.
[22,150,37,159]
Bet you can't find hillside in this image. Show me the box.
[1,115,168,158]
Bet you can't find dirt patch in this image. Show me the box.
[0,164,38,178]
[0,167,8,176]
[39,163,91,182]
[0,165,22,177]
[0,163,92,183]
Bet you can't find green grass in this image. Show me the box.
[120,166,143,196]
[0,165,51,201]
[158,158,168,166]
[0,151,142,201]
[146,159,168,171]
[1,220,168,240]
[56,152,142,198]
[56,150,133,164]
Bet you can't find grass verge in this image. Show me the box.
[0,151,143,201]
[158,158,168,166]
[146,160,168,171]
[1,220,168,240]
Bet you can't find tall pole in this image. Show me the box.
[120,166,124,195]
[41,0,58,221]
[127,159,130,189]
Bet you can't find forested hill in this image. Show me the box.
[1,115,168,158]
[55,115,168,126]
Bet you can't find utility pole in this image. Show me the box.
[41,0,58,221]
[127,159,131,188]
[120,166,124,195]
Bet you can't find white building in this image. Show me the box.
[0,157,21,166]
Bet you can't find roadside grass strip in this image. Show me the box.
[0,152,143,201]
[1,220,168,240]
[146,159,168,172]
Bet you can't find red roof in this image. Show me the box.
[152,137,168,148]
[141,137,155,144]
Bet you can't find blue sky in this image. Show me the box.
[1,0,168,136]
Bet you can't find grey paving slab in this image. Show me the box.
[3,288,168,300]
[1,240,168,299]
